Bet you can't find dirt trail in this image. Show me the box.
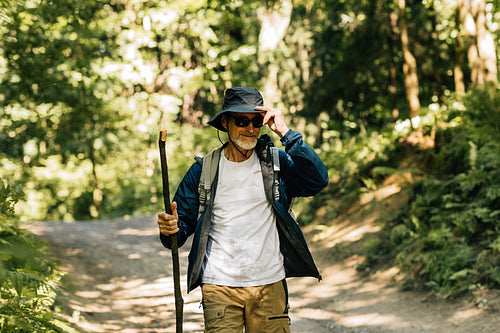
[27,212,499,333]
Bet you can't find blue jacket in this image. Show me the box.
[161,130,329,292]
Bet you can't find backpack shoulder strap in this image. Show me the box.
[269,146,295,215]
[270,146,280,202]
[255,135,281,203]
[198,146,223,218]
[270,146,280,171]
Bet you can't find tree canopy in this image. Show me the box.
[1,0,497,221]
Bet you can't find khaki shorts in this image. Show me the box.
[201,280,290,333]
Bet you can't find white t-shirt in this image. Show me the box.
[202,149,286,287]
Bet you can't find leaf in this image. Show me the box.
[449,268,476,280]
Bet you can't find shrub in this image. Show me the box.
[359,88,500,298]
[0,180,76,332]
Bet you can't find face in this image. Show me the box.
[222,112,263,150]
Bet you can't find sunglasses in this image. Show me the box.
[227,114,264,128]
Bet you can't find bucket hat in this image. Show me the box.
[208,87,264,132]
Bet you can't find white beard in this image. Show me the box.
[230,134,258,150]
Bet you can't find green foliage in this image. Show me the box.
[294,124,401,225]
[0,0,266,221]
[0,180,76,332]
[1,0,498,222]
[359,88,500,298]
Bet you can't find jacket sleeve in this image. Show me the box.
[160,160,201,249]
[279,130,329,198]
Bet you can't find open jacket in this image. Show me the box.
[160,130,329,293]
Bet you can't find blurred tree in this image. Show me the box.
[454,3,467,94]
[458,0,498,87]
[427,1,445,104]
[398,0,420,119]
[257,0,293,106]
[297,0,403,133]
[0,0,124,218]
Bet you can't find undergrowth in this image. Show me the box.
[356,87,500,298]
[0,180,76,332]
[308,87,500,299]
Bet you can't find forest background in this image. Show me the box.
[0,0,499,331]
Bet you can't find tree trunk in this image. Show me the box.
[458,0,498,87]
[473,0,497,86]
[389,12,399,120]
[257,0,293,106]
[398,0,420,119]
[454,6,466,94]
[178,92,202,126]
[88,140,102,219]
[428,3,444,104]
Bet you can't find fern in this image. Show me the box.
[0,179,77,332]
[359,88,500,298]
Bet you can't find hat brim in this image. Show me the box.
[208,105,264,132]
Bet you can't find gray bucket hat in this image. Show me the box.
[208,87,264,132]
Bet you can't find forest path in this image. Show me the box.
[27,212,499,333]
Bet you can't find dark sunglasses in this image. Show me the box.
[227,114,264,128]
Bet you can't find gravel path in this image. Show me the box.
[26,215,500,333]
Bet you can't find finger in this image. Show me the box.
[158,214,176,226]
[158,219,179,234]
[157,212,167,221]
[257,107,275,124]
[158,218,176,227]
[253,107,268,121]
[159,222,177,230]
[159,226,179,236]
[157,212,170,222]
[171,201,178,218]
[165,225,179,234]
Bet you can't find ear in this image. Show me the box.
[221,114,228,131]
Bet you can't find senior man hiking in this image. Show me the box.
[158,87,329,332]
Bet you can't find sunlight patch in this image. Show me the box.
[340,313,403,327]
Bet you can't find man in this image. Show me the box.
[158,87,328,332]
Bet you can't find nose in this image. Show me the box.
[246,118,260,131]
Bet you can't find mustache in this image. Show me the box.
[240,132,257,137]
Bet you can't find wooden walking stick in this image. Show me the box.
[159,127,184,333]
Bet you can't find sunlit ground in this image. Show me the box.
[27,196,499,333]
[28,217,204,332]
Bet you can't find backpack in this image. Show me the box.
[197,137,281,219]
